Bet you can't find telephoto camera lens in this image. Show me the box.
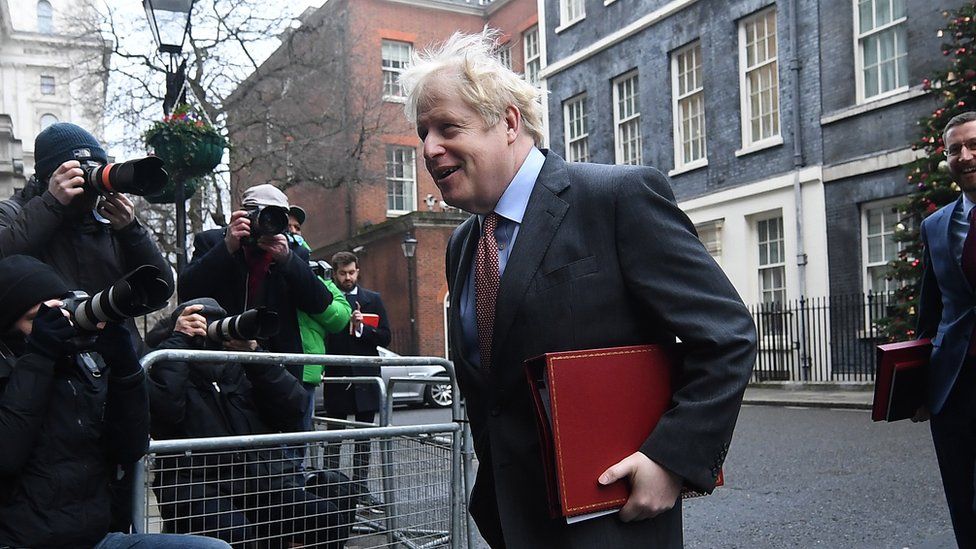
[82,156,169,197]
[62,265,171,331]
[207,307,280,342]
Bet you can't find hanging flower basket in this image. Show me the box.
[143,105,226,202]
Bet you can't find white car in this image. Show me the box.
[314,347,453,411]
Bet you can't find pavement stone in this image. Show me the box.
[743,382,874,410]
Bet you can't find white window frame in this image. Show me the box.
[738,8,781,152]
[382,40,412,102]
[756,213,787,336]
[613,71,642,166]
[39,113,58,131]
[861,198,907,296]
[497,44,512,70]
[40,75,55,95]
[36,0,52,34]
[563,93,589,163]
[696,219,724,265]
[671,41,707,173]
[557,0,586,31]
[854,0,908,103]
[386,145,416,215]
[523,26,540,86]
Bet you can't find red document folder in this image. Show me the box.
[524,344,681,520]
[872,339,931,422]
[360,313,380,328]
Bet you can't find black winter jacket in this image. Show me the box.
[178,228,329,379]
[148,332,308,482]
[0,179,176,353]
[0,341,150,549]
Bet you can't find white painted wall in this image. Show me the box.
[0,0,105,195]
[678,166,829,306]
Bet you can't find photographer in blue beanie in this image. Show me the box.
[0,123,174,346]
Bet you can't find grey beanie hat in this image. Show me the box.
[171,297,227,325]
[33,123,107,181]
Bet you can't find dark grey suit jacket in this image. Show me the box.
[446,151,757,548]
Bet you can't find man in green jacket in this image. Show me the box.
[289,206,351,431]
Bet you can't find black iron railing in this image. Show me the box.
[749,293,891,382]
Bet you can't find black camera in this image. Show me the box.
[73,148,169,197]
[309,260,332,280]
[207,307,279,342]
[243,206,289,245]
[60,265,171,332]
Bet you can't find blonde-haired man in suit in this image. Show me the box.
[400,31,757,548]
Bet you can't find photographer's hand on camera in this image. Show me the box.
[224,210,251,254]
[174,305,207,338]
[47,161,85,206]
[257,233,290,262]
[25,302,76,359]
[92,321,141,377]
[96,192,135,230]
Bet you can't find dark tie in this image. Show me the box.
[475,213,500,368]
[964,207,976,288]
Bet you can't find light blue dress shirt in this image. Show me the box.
[458,147,546,367]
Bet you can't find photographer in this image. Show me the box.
[0,255,227,549]
[178,184,331,387]
[0,123,174,343]
[148,298,348,548]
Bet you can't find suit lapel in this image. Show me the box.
[932,196,972,296]
[450,217,479,356]
[493,153,570,357]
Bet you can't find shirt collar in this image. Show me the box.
[488,147,545,225]
[345,286,358,296]
[964,193,976,218]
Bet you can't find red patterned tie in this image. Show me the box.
[475,213,500,368]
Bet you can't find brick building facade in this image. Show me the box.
[226,0,537,357]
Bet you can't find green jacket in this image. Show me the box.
[298,277,351,384]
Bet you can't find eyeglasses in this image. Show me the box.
[946,139,976,157]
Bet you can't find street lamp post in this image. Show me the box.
[143,0,194,273]
[401,233,419,356]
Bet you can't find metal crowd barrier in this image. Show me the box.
[134,350,469,548]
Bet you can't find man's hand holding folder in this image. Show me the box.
[598,452,682,522]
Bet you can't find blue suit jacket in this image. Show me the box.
[918,196,974,414]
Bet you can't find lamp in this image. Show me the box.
[143,0,193,54]
[402,232,419,355]
[401,233,418,258]
[143,0,194,273]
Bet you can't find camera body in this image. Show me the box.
[309,260,332,280]
[72,148,169,197]
[242,205,289,246]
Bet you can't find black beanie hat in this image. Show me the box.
[171,297,227,326]
[33,123,107,182]
[0,255,69,331]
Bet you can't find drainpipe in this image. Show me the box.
[787,0,811,380]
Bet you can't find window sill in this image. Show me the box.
[386,209,413,218]
[735,135,783,157]
[820,86,925,125]
[383,96,407,104]
[555,16,585,34]
[603,0,617,5]
[668,158,708,177]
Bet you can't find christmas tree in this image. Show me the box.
[876,4,976,341]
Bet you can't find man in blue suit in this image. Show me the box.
[917,111,976,548]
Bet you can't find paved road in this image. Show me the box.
[392,403,955,548]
